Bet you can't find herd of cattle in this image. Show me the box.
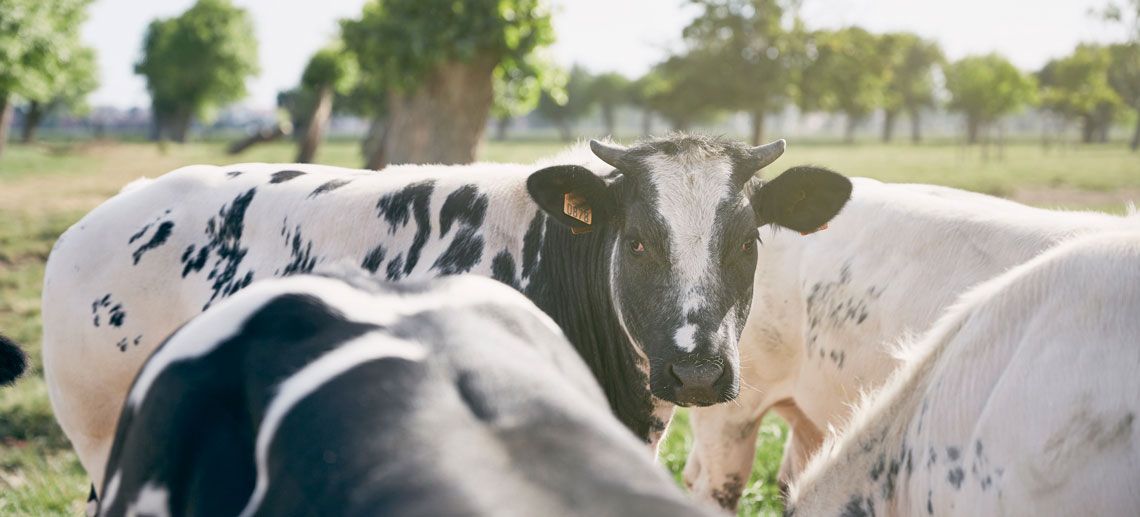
[0,133,1136,515]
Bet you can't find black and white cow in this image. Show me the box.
[98,273,717,517]
[42,134,851,490]
[0,334,26,386]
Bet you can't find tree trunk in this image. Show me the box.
[494,116,511,141]
[966,116,981,145]
[1080,116,1096,144]
[749,111,765,146]
[363,116,390,170]
[382,56,497,165]
[602,104,616,136]
[881,110,897,143]
[843,114,859,144]
[641,108,652,137]
[21,101,44,144]
[909,108,922,143]
[296,86,333,163]
[168,109,192,143]
[0,93,12,158]
[228,123,289,155]
[1131,115,1140,152]
[556,120,573,142]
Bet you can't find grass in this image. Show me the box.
[0,138,1137,516]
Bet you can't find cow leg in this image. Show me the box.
[772,400,824,493]
[648,398,676,456]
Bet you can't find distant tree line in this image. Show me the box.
[1,0,1139,163]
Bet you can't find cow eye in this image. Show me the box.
[741,240,754,253]
[630,240,646,254]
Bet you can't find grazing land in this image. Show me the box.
[1,139,1136,515]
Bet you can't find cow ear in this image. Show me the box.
[751,166,851,234]
[527,165,617,234]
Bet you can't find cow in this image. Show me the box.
[0,333,26,386]
[98,272,717,517]
[682,178,1140,510]
[41,134,853,492]
[786,231,1140,516]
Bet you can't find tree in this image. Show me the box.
[22,45,99,143]
[645,52,722,131]
[490,52,563,141]
[681,0,801,144]
[1108,43,1140,150]
[534,65,594,141]
[1037,44,1121,144]
[296,43,358,163]
[800,27,888,143]
[341,0,556,165]
[0,0,90,157]
[135,0,259,143]
[627,71,667,137]
[878,33,943,143]
[944,54,1035,144]
[588,72,630,137]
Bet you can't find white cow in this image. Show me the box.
[684,177,1138,509]
[787,231,1140,516]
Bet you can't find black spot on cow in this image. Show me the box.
[116,338,129,352]
[377,181,435,276]
[128,223,152,244]
[711,474,744,510]
[270,170,305,184]
[361,244,387,274]
[309,178,351,198]
[947,466,965,489]
[927,490,933,514]
[281,225,318,276]
[520,212,543,279]
[975,440,983,456]
[870,454,885,481]
[490,251,518,289]
[840,495,873,517]
[180,188,257,310]
[927,447,937,468]
[226,171,242,178]
[385,254,405,281]
[432,186,488,275]
[131,221,175,265]
[946,446,960,461]
[109,304,126,327]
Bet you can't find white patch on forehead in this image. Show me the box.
[644,153,735,288]
[674,324,698,353]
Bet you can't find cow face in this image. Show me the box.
[528,136,851,407]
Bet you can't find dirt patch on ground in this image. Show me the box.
[1010,186,1140,212]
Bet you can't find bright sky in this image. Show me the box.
[82,0,1129,110]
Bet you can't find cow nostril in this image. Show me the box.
[668,363,683,385]
[670,361,724,388]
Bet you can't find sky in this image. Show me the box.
[82,0,1130,110]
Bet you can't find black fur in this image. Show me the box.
[0,334,26,386]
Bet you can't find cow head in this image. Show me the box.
[527,135,851,406]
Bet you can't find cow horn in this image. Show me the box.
[590,140,628,169]
[746,139,787,173]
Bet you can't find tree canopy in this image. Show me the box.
[800,27,888,141]
[945,53,1036,142]
[135,0,259,141]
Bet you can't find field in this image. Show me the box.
[1,139,1137,515]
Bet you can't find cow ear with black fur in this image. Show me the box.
[527,165,617,234]
[751,166,852,234]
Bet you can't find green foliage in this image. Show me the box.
[1037,44,1121,121]
[945,53,1036,124]
[1108,43,1140,109]
[535,65,594,128]
[878,32,943,113]
[0,0,91,98]
[491,52,564,119]
[341,0,556,94]
[800,27,888,120]
[588,72,631,111]
[301,43,358,95]
[681,0,800,116]
[646,52,723,129]
[135,0,259,122]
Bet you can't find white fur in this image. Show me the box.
[125,483,169,517]
[789,231,1140,516]
[684,178,1140,508]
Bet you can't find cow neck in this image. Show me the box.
[524,215,654,441]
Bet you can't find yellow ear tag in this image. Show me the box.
[799,223,828,236]
[563,192,593,234]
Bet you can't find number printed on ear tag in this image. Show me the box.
[563,192,592,225]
